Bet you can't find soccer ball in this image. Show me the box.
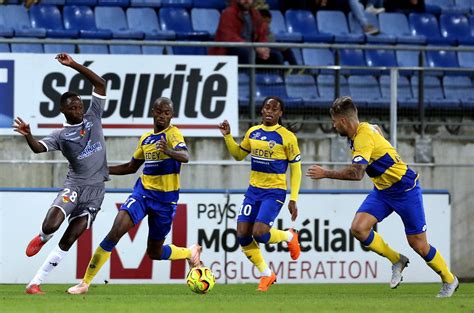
[186,266,216,294]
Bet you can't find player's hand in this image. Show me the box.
[288,200,298,221]
[13,117,32,136]
[218,120,231,136]
[55,53,75,67]
[156,137,168,154]
[306,165,326,180]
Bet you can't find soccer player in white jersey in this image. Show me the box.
[13,54,108,294]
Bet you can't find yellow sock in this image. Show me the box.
[241,240,268,272]
[83,246,111,285]
[366,231,400,264]
[168,244,191,260]
[427,250,454,283]
[268,228,289,244]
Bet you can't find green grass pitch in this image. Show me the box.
[1,283,473,313]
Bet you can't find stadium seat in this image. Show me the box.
[30,5,78,38]
[95,6,144,39]
[348,12,396,44]
[142,45,165,54]
[317,74,350,101]
[255,73,304,108]
[290,48,303,65]
[440,14,474,45]
[457,45,474,67]
[379,13,426,44]
[411,76,461,108]
[161,0,192,8]
[0,44,10,52]
[339,49,374,75]
[266,0,279,10]
[11,43,44,53]
[63,6,113,39]
[269,10,302,42]
[302,48,334,74]
[97,0,130,7]
[425,0,469,14]
[0,5,46,38]
[77,44,109,54]
[238,72,250,108]
[443,75,474,107]
[127,8,175,40]
[380,75,418,108]
[455,0,474,13]
[364,50,398,74]
[193,0,226,10]
[316,11,364,43]
[425,48,460,75]
[348,75,389,108]
[41,0,65,4]
[285,74,327,108]
[409,13,456,45]
[396,50,420,76]
[66,0,97,5]
[109,44,142,54]
[0,9,14,37]
[44,44,76,53]
[130,0,161,7]
[191,8,220,39]
[285,10,333,43]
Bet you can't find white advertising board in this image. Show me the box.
[0,190,450,284]
[0,54,238,136]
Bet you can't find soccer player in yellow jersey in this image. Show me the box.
[67,97,202,294]
[218,96,302,292]
[306,96,458,297]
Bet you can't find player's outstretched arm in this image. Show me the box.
[156,137,189,163]
[109,158,144,175]
[56,53,106,96]
[288,162,301,221]
[218,120,248,161]
[306,164,366,181]
[13,117,46,153]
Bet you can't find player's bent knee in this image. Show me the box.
[147,248,163,260]
[350,226,368,241]
[238,236,253,247]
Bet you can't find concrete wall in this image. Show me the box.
[1,135,473,278]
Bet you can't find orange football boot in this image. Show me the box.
[287,228,301,260]
[257,272,277,292]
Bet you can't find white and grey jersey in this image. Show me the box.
[39,92,109,186]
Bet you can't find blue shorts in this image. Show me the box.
[357,181,427,235]
[237,196,284,227]
[120,193,177,241]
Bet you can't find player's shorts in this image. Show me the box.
[357,181,427,235]
[237,196,285,227]
[51,182,105,229]
[120,193,177,241]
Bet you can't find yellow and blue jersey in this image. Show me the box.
[132,125,187,203]
[240,124,301,200]
[350,122,418,192]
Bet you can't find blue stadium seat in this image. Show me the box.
[41,0,66,4]
[97,0,130,7]
[238,72,250,108]
[396,50,420,76]
[191,8,220,39]
[290,48,303,65]
[109,44,142,54]
[0,44,10,52]
[348,75,389,108]
[348,12,396,44]
[0,9,14,37]
[379,13,426,44]
[193,0,226,10]
[455,0,474,13]
[409,13,456,45]
[317,74,350,101]
[11,44,44,53]
[339,49,374,75]
[457,45,474,67]
[161,0,192,8]
[269,10,302,42]
[130,0,161,7]
[285,10,333,43]
[142,45,165,54]
[64,6,113,39]
[30,5,78,38]
[425,0,470,14]
[440,14,474,45]
[44,44,76,53]
[443,75,474,107]
[285,74,326,108]
[365,50,398,74]
[317,11,364,43]
[78,44,109,54]
[95,7,144,39]
[66,0,97,5]
[255,73,304,108]
[425,48,460,75]
[302,48,334,74]
[266,0,279,10]
[127,8,175,40]
[380,75,418,108]
[411,76,461,108]
[0,5,46,37]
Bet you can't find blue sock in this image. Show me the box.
[361,229,375,246]
[99,238,116,252]
[254,232,271,244]
[160,245,172,260]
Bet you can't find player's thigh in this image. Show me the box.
[69,184,105,229]
[392,183,427,236]
[254,198,284,228]
[147,200,176,241]
[356,190,393,224]
[237,197,260,225]
[119,193,147,226]
[51,186,82,219]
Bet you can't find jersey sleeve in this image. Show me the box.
[132,134,146,160]
[239,128,252,153]
[87,92,106,118]
[38,130,61,152]
[168,128,188,150]
[352,131,374,164]
[285,132,301,163]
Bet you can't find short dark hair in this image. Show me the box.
[330,96,358,117]
[60,91,80,107]
[153,97,174,110]
[262,96,284,113]
[259,9,271,19]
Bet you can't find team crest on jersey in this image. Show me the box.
[79,129,86,137]
[268,140,276,149]
[62,195,70,203]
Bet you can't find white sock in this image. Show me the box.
[28,245,67,287]
[260,267,272,277]
[287,230,293,242]
[39,230,53,243]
